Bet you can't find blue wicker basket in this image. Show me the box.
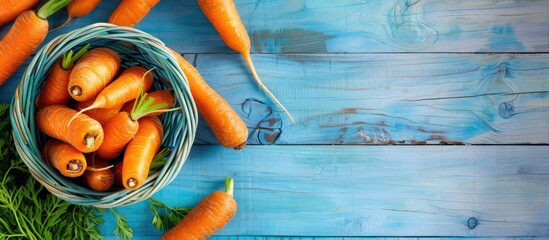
[9,23,198,208]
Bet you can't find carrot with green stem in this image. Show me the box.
[121,89,175,117]
[122,116,163,190]
[197,0,295,123]
[0,0,73,85]
[161,176,237,239]
[0,0,39,27]
[170,50,248,150]
[42,139,87,177]
[50,0,102,32]
[36,105,104,153]
[36,44,90,108]
[108,0,160,27]
[68,47,121,101]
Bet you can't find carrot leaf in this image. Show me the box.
[62,43,90,70]
[149,148,170,175]
[149,198,191,232]
[37,0,74,19]
[225,176,235,196]
[110,208,133,240]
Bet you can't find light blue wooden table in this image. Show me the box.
[1,0,548,239]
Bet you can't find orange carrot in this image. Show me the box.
[77,66,153,113]
[114,148,168,187]
[171,50,248,149]
[197,0,295,123]
[122,116,163,190]
[0,0,39,27]
[161,177,237,239]
[36,105,104,153]
[68,47,121,101]
[0,0,72,85]
[108,0,160,27]
[120,89,174,117]
[113,161,123,187]
[50,0,102,31]
[76,99,124,125]
[42,139,87,177]
[35,44,90,108]
[82,156,114,192]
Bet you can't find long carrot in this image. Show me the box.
[82,155,114,192]
[122,116,163,190]
[161,177,237,239]
[36,105,104,153]
[35,44,90,108]
[42,139,87,177]
[96,87,173,160]
[50,0,102,31]
[197,0,295,123]
[75,100,124,125]
[0,0,39,27]
[170,50,248,150]
[120,89,175,117]
[68,47,121,101]
[108,0,160,27]
[0,0,72,85]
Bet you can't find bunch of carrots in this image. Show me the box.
[36,44,177,192]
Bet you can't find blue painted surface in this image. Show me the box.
[0,0,548,239]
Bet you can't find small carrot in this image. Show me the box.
[42,139,87,178]
[0,0,39,27]
[50,0,102,31]
[82,156,114,192]
[120,89,175,117]
[113,148,168,186]
[161,177,237,239]
[108,0,160,27]
[36,105,104,153]
[75,100,124,125]
[0,0,72,85]
[122,116,163,190]
[35,44,90,108]
[68,47,121,101]
[171,50,248,150]
[197,0,295,123]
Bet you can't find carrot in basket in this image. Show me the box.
[36,105,104,153]
[170,50,248,150]
[0,0,39,27]
[50,0,102,31]
[42,139,87,178]
[120,89,175,117]
[122,116,163,190]
[197,0,295,123]
[108,0,160,27]
[113,148,169,186]
[36,44,90,108]
[96,89,174,160]
[76,99,124,125]
[161,177,237,239]
[68,47,121,101]
[82,155,114,192]
[0,0,73,85]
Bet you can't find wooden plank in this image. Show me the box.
[187,53,549,145]
[99,145,549,237]
[0,0,547,53]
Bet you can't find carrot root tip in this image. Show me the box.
[70,86,82,96]
[234,142,247,151]
[84,134,96,149]
[127,178,138,188]
[67,160,83,172]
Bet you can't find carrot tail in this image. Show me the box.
[49,15,72,33]
[242,53,296,124]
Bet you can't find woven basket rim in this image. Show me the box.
[10,23,198,208]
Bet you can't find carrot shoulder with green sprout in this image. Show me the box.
[0,0,73,85]
[197,0,295,123]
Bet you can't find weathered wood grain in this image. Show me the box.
[0,0,546,53]
[186,53,549,145]
[99,145,549,237]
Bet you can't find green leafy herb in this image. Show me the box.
[149,197,191,232]
[110,208,133,240]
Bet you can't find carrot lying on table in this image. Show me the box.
[42,139,87,178]
[0,0,39,27]
[108,0,160,27]
[0,0,73,85]
[68,47,121,101]
[36,105,104,153]
[50,0,102,31]
[161,177,237,239]
[36,44,90,108]
[170,50,248,150]
[197,0,295,123]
